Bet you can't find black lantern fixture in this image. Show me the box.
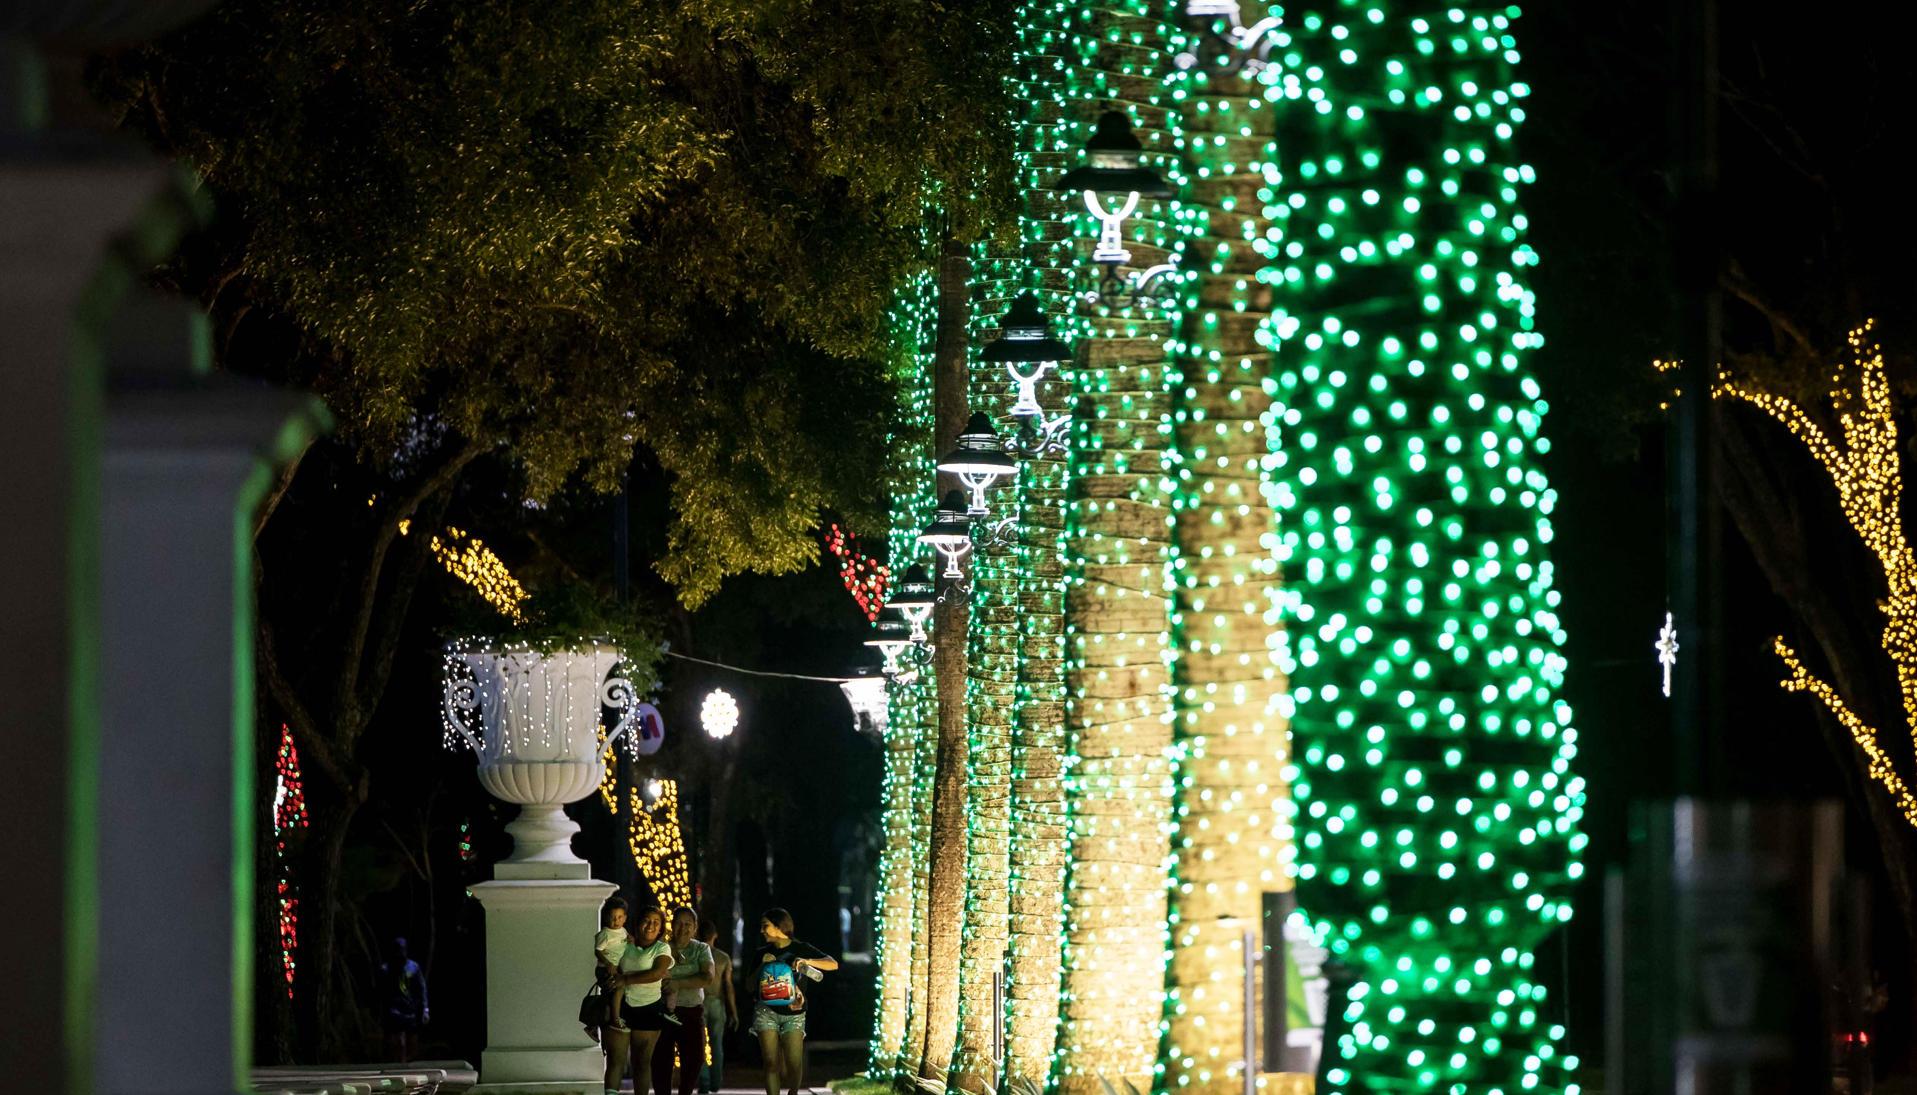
[984,294,1073,417]
[863,612,916,676]
[936,412,1017,517]
[1058,112,1179,309]
[916,490,975,580]
[885,564,938,643]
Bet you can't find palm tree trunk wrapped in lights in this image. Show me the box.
[1054,12,1182,1092]
[873,273,941,1077]
[1158,6,1297,1094]
[1004,375,1075,1091]
[916,249,978,1082]
[1266,7,1585,1093]
[952,291,1022,1095]
[989,8,1086,1090]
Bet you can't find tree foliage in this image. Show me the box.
[96,0,1016,603]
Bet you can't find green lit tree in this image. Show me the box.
[92,0,1014,1058]
[1266,6,1583,1092]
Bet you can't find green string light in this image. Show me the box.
[1261,7,1585,1093]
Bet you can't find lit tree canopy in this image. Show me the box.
[95,0,1016,603]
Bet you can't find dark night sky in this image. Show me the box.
[1518,0,1917,1050]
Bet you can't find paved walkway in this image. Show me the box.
[614,1039,868,1095]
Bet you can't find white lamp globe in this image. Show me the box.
[701,688,740,740]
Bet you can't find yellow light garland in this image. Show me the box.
[1714,321,1917,826]
[430,526,530,622]
[630,778,692,911]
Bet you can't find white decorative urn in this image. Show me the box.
[443,641,638,874]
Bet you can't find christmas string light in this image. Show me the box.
[987,5,1089,1086]
[274,723,308,1000]
[1157,4,1295,1092]
[1262,7,1583,1092]
[629,779,692,911]
[827,523,893,623]
[1715,322,1917,827]
[1052,6,1185,1094]
[431,527,530,622]
[955,244,1024,1090]
[873,268,941,1074]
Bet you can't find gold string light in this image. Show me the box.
[630,779,692,911]
[1715,321,1917,826]
[430,527,530,622]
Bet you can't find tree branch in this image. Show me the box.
[254,437,312,541]
[355,481,460,716]
[259,610,359,797]
[1720,265,1820,362]
[334,440,485,724]
[1775,637,1917,824]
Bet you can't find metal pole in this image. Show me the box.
[1243,928,1258,1095]
[993,968,1006,1089]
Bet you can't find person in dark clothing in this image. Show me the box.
[380,936,429,1063]
[749,908,837,1095]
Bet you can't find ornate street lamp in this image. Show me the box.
[839,666,890,737]
[936,412,1016,517]
[984,295,1075,460]
[917,490,974,580]
[984,294,1073,417]
[863,612,915,677]
[1173,1,1280,76]
[885,564,938,643]
[1059,111,1179,310]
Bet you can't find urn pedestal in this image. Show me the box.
[446,646,636,1093]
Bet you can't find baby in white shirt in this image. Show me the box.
[594,902,630,1031]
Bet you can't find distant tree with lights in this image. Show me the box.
[94,0,1015,1058]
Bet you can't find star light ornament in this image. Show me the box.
[1656,613,1680,699]
[700,688,739,741]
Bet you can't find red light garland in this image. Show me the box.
[273,724,309,999]
[825,523,891,622]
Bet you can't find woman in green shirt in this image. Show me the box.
[605,906,674,1095]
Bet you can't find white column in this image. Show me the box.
[97,373,325,1094]
[471,844,615,1093]
[0,152,166,1095]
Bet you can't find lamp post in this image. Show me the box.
[1172,1,1281,76]
[886,564,938,644]
[917,490,976,581]
[983,294,1074,458]
[937,413,1016,517]
[1059,111,1178,310]
[866,611,917,670]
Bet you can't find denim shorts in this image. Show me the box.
[750,1006,806,1035]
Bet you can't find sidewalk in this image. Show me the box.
[619,1039,869,1094]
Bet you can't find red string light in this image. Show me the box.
[274,724,308,999]
[824,523,891,622]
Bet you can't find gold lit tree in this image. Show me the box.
[1714,321,1917,824]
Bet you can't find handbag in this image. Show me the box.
[580,980,614,1027]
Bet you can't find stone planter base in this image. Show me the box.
[472,877,616,1090]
